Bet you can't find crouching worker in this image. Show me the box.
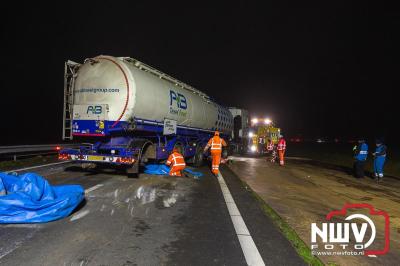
[166,148,186,176]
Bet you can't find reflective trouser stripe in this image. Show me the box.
[174,163,186,166]
[211,152,221,173]
[170,165,184,176]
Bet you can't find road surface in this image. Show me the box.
[0,161,304,266]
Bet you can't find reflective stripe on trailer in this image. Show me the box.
[69,154,134,164]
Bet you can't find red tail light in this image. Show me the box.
[118,157,134,164]
[58,154,69,160]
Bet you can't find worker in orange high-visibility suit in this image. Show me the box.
[165,148,186,176]
[204,131,227,176]
[277,135,287,166]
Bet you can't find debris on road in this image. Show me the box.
[143,164,203,179]
[0,172,84,223]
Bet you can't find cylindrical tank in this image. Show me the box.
[73,55,233,134]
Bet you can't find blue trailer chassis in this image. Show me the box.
[60,118,227,173]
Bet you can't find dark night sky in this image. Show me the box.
[0,2,398,145]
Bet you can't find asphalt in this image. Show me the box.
[0,161,304,266]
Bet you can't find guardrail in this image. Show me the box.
[0,144,81,161]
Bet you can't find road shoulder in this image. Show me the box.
[220,165,306,265]
[228,156,400,266]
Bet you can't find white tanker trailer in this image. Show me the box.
[60,55,237,174]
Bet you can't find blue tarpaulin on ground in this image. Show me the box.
[144,164,203,178]
[0,172,84,224]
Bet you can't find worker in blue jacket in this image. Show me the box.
[353,138,368,178]
[372,139,387,182]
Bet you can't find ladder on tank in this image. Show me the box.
[62,60,80,140]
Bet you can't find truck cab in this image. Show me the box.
[247,118,281,154]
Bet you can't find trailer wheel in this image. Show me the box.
[139,142,155,165]
[222,148,228,159]
[126,161,139,178]
[192,145,205,167]
[126,141,152,178]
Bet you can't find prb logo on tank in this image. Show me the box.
[169,90,188,117]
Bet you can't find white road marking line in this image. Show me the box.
[368,255,377,258]
[70,210,90,221]
[217,172,265,266]
[7,161,71,173]
[85,184,104,194]
[0,230,38,259]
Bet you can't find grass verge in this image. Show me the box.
[287,143,400,178]
[239,179,324,266]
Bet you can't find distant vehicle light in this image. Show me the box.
[55,146,61,151]
[264,118,272,125]
[251,118,258,124]
[111,150,116,154]
[250,145,257,152]
[248,132,254,137]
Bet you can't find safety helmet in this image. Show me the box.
[215,131,220,136]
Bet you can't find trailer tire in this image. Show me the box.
[126,161,139,178]
[192,146,205,167]
[139,142,155,165]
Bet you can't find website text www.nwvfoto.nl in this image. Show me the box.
[312,250,364,256]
